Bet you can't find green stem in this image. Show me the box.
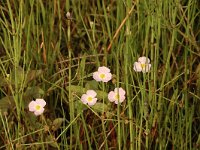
[67,17,74,150]
[101,82,108,149]
[116,40,121,149]
[125,1,134,149]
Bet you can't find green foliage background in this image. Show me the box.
[0,0,200,149]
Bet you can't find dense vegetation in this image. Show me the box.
[0,0,200,149]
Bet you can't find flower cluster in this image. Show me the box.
[81,57,151,106]
[81,66,126,106]
[28,56,151,114]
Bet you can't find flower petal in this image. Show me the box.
[102,73,112,82]
[87,98,97,106]
[34,107,44,116]
[138,56,150,64]
[114,88,126,96]
[114,100,119,104]
[81,94,88,104]
[98,66,110,73]
[28,101,37,112]
[133,62,142,72]
[93,72,102,82]
[86,90,97,97]
[119,95,125,103]
[108,91,115,102]
[35,99,46,107]
[119,88,126,96]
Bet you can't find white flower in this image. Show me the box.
[81,90,97,106]
[29,99,46,116]
[108,87,126,104]
[133,56,151,73]
[93,66,112,82]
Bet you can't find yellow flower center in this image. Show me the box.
[35,105,41,110]
[100,73,105,79]
[141,63,146,69]
[87,96,93,102]
[115,94,120,100]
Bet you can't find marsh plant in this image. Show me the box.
[0,0,200,149]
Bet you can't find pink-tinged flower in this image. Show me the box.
[29,99,46,116]
[133,56,151,73]
[81,90,97,106]
[93,66,112,82]
[108,87,126,104]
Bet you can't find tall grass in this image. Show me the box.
[0,0,200,149]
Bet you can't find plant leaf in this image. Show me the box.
[92,102,109,113]
[10,67,24,85]
[0,76,10,87]
[45,135,58,148]
[0,96,15,113]
[24,86,44,99]
[25,69,43,84]
[51,118,65,131]
[85,80,99,90]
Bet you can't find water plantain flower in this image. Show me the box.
[93,66,112,82]
[133,56,151,73]
[108,87,126,104]
[29,99,46,116]
[81,90,97,106]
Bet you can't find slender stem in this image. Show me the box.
[158,1,177,111]
[67,17,74,150]
[101,82,108,149]
[125,1,134,149]
[116,67,121,149]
